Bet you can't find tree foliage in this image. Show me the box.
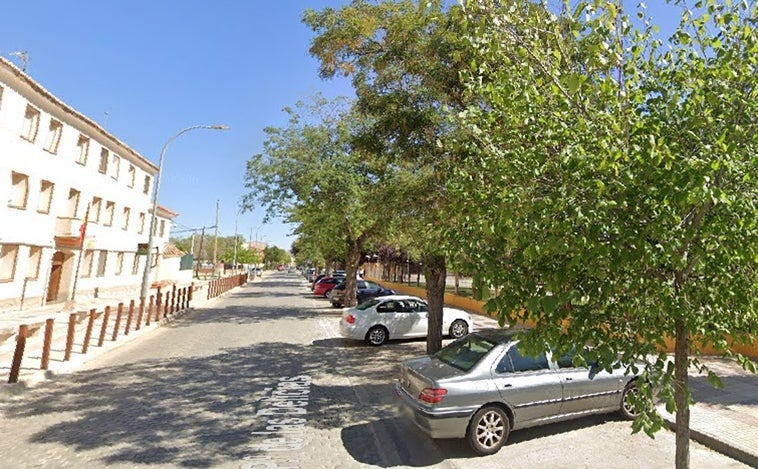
[449,1,757,467]
[241,94,395,305]
[305,0,477,352]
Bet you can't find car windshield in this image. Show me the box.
[433,334,498,372]
[356,298,381,310]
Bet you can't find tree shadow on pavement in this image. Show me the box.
[1,332,428,467]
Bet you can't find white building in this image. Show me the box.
[0,56,181,313]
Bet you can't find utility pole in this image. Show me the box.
[212,199,219,277]
[195,226,206,279]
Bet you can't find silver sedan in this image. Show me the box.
[395,328,641,455]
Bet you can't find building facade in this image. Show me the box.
[0,56,177,312]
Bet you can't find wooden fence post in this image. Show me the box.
[98,306,111,346]
[40,318,55,370]
[146,295,154,325]
[64,313,77,361]
[125,300,135,335]
[155,289,163,321]
[189,282,194,306]
[170,284,177,315]
[8,325,28,384]
[112,303,124,341]
[136,298,145,330]
[81,309,97,354]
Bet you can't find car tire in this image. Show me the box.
[449,319,469,339]
[619,381,640,420]
[366,326,388,346]
[466,405,510,455]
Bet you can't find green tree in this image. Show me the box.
[242,94,393,304]
[451,1,757,467]
[305,0,475,352]
[263,245,291,267]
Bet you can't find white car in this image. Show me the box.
[339,295,474,346]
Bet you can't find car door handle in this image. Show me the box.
[501,383,512,388]
[565,377,573,381]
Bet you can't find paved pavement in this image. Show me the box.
[0,272,756,468]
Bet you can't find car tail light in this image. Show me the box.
[346,314,356,324]
[419,388,447,404]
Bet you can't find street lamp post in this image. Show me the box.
[139,124,229,301]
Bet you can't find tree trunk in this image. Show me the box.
[344,238,362,307]
[674,317,690,469]
[423,254,446,355]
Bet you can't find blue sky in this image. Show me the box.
[1,0,353,251]
[1,1,683,252]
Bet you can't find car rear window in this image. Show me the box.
[433,334,498,372]
[356,298,381,310]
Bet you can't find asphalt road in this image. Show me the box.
[0,271,749,468]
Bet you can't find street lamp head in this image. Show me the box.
[209,124,230,130]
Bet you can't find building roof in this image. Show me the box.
[163,244,186,258]
[0,56,158,174]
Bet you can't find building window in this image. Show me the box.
[127,165,136,188]
[98,148,109,174]
[111,155,120,180]
[91,197,102,223]
[143,175,151,195]
[37,180,54,214]
[104,201,115,226]
[26,246,42,280]
[21,105,40,142]
[9,172,29,209]
[76,135,89,165]
[159,220,166,237]
[122,207,130,230]
[115,252,124,275]
[0,245,19,281]
[81,250,94,278]
[138,212,145,234]
[96,250,108,277]
[44,119,63,154]
[67,188,80,218]
[131,253,140,275]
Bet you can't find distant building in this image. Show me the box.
[0,56,179,312]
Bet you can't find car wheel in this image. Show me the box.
[467,405,510,455]
[366,326,388,346]
[449,319,469,339]
[620,381,640,420]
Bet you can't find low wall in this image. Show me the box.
[376,279,758,358]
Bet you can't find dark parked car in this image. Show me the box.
[330,280,395,308]
[395,328,642,455]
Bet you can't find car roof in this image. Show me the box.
[374,294,423,302]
